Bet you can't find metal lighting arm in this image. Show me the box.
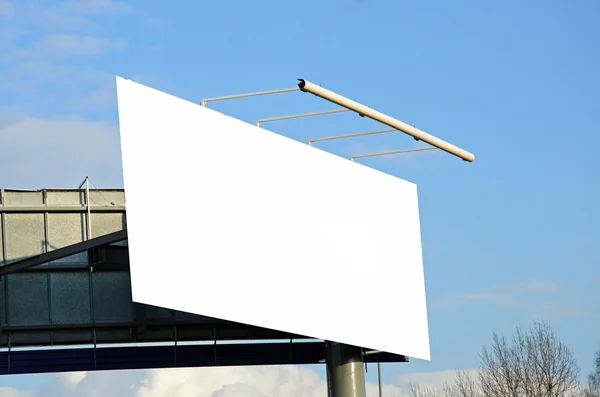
[200,87,299,106]
[350,146,438,162]
[297,79,475,162]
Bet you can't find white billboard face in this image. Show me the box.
[116,77,431,361]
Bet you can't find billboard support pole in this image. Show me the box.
[378,362,383,397]
[325,342,367,397]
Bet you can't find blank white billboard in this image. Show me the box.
[115,76,431,360]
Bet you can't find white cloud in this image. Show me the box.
[10,0,131,31]
[0,0,14,17]
[0,387,31,397]
[136,367,327,397]
[81,84,117,108]
[508,279,559,293]
[453,279,559,307]
[0,0,133,113]
[15,34,127,60]
[59,0,132,15]
[60,372,87,389]
[395,369,479,392]
[0,365,471,397]
[431,278,594,319]
[0,115,123,188]
[431,278,559,310]
[0,61,114,108]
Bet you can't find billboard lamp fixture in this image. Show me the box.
[297,79,475,162]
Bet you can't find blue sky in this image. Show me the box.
[0,0,599,395]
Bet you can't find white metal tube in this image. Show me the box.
[201,87,299,106]
[350,146,437,161]
[363,350,385,355]
[297,79,475,162]
[308,128,396,146]
[85,177,91,240]
[256,108,350,127]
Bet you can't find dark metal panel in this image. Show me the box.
[6,273,49,326]
[95,328,135,344]
[133,326,175,342]
[49,272,91,325]
[92,272,133,324]
[144,305,173,320]
[9,331,52,346]
[174,310,211,323]
[52,330,94,345]
[89,245,129,270]
[173,310,221,324]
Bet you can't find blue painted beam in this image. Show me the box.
[0,342,407,375]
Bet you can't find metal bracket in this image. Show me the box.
[256,108,351,127]
[174,326,178,365]
[308,128,396,146]
[213,324,218,365]
[350,146,438,162]
[200,87,299,107]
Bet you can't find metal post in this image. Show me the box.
[0,189,5,265]
[85,177,91,240]
[325,342,367,397]
[326,355,334,397]
[378,362,383,397]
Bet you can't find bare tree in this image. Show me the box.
[584,349,600,397]
[407,371,482,397]
[407,382,445,397]
[408,321,581,397]
[479,320,581,397]
[445,370,483,397]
